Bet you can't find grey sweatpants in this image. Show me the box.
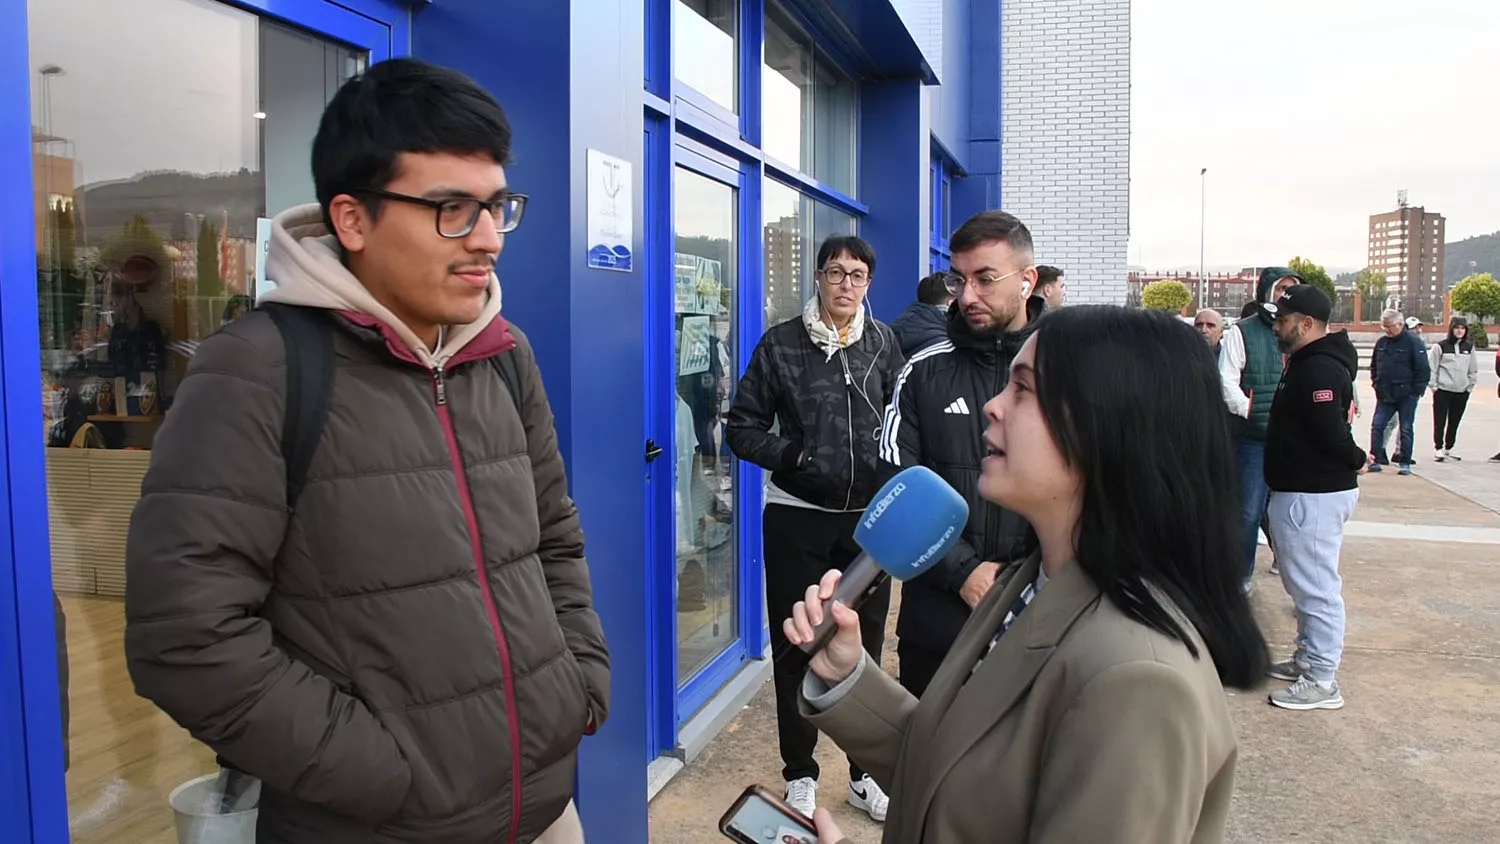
[1267,489,1359,683]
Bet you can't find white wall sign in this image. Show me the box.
[586,149,633,272]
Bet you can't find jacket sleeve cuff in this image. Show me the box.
[801,654,869,712]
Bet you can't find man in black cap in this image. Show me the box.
[1262,285,1366,712]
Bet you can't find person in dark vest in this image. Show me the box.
[1217,267,1302,593]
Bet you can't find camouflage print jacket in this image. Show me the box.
[727,315,905,511]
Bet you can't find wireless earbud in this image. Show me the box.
[1021,281,1032,297]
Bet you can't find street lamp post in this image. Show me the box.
[1199,167,1207,308]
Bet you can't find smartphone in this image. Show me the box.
[719,784,819,844]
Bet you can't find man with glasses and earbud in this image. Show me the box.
[878,210,1042,699]
[727,235,904,823]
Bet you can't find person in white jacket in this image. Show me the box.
[1429,317,1480,462]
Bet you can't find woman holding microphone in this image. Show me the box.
[785,306,1268,843]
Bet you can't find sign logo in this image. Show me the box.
[863,482,906,531]
[1312,389,1334,403]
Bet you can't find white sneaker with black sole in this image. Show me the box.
[784,777,818,819]
[848,774,889,822]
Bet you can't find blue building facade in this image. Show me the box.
[0,1,1014,841]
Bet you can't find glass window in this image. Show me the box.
[762,2,857,194]
[674,0,738,114]
[762,178,856,328]
[30,0,364,838]
[672,166,739,684]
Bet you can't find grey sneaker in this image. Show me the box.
[1269,676,1344,711]
[1266,658,1308,682]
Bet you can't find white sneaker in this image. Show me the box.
[1447,450,1462,462]
[1434,450,1446,463]
[784,777,818,818]
[848,774,889,822]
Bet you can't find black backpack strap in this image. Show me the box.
[261,303,334,510]
[489,348,522,409]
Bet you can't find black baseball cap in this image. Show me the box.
[1269,285,1332,322]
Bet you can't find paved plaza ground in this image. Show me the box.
[649,362,1500,843]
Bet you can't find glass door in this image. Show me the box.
[671,163,741,692]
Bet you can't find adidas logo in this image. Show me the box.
[943,398,971,415]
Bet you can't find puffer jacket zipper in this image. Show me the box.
[431,361,524,844]
[840,351,856,511]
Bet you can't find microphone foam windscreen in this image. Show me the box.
[854,466,970,580]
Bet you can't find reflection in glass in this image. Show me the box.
[673,167,739,685]
[28,0,364,839]
[674,0,738,113]
[762,178,856,330]
[761,2,857,195]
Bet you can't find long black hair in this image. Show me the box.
[1442,317,1473,354]
[1031,306,1268,689]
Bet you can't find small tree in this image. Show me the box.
[1287,256,1337,304]
[1141,279,1193,312]
[1449,273,1500,342]
[1352,268,1388,301]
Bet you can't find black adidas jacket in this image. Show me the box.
[879,302,1041,654]
[727,315,904,511]
[1265,331,1367,493]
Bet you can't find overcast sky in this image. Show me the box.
[1130,0,1500,273]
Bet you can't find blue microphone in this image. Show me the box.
[776,466,969,674]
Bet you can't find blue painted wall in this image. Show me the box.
[927,0,971,169]
[0,1,70,839]
[414,2,650,841]
[952,0,1003,226]
[859,78,929,323]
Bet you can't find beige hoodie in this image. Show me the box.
[260,203,503,369]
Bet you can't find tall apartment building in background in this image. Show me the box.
[1368,194,1445,319]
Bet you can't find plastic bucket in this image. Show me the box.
[168,773,260,844]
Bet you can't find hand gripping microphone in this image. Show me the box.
[775,466,969,674]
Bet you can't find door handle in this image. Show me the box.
[645,438,664,462]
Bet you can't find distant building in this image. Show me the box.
[1127,267,1261,312]
[1369,200,1445,319]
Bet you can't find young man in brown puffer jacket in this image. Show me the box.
[124,59,608,844]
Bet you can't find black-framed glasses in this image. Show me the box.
[819,266,871,287]
[353,188,528,238]
[942,266,1031,297]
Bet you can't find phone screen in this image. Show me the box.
[722,792,817,843]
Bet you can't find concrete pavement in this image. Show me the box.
[648,354,1500,843]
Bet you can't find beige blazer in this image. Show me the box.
[802,556,1239,843]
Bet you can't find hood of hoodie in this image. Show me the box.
[1290,329,1358,380]
[260,203,511,369]
[1252,266,1304,325]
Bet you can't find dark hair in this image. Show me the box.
[1443,316,1474,353]
[1035,265,1063,288]
[816,235,876,278]
[916,272,953,305]
[1031,306,1268,689]
[312,58,513,232]
[949,210,1033,259]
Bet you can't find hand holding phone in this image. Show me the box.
[719,785,818,844]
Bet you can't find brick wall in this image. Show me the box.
[1000,0,1130,305]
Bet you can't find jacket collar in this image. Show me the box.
[260,203,513,369]
[899,554,1101,826]
[944,299,1039,358]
